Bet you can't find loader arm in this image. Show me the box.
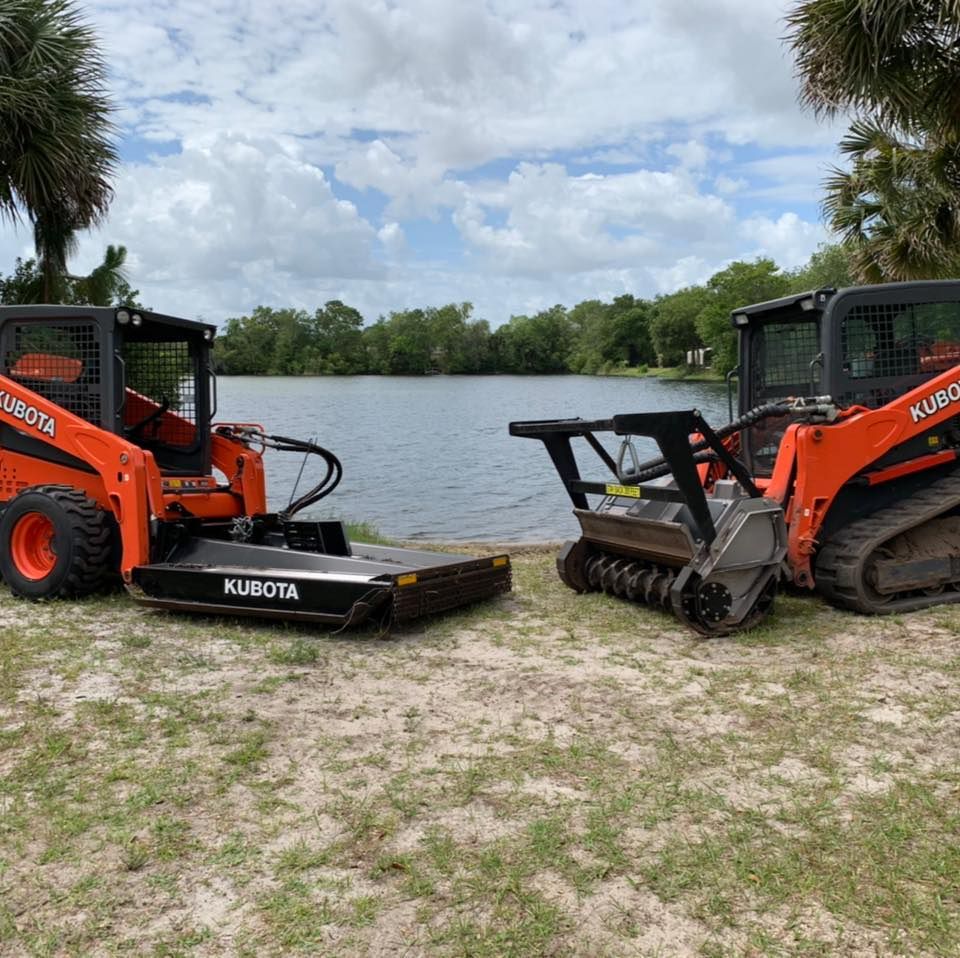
[785,364,960,586]
[510,410,761,544]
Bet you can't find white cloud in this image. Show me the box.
[334,139,460,219]
[0,225,35,274]
[0,0,842,321]
[72,134,383,319]
[453,162,734,275]
[738,212,829,269]
[737,152,835,203]
[86,0,839,164]
[648,256,714,293]
[666,140,710,171]
[377,222,408,259]
[714,174,747,195]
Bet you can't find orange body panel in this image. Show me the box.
[765,366,960,586]
[10,352,83,382]
[0,373,268,579]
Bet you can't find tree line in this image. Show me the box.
[212,244,854,377]
[3,1,958,376]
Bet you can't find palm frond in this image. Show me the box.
[0,0,117,286]
[72,244,128,305]
[785,0,960,137]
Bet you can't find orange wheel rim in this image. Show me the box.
[10,512,57,580]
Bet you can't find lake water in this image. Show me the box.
[215,375,729,542]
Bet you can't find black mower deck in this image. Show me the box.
[128,536,511,629]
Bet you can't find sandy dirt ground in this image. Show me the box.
[1,547,959,956]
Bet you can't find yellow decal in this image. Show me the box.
[928,435,941,448]
[396,573,418,587]
[492,556,509,567]
[605,483,641,498]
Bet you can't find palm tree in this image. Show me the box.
[69,244,131,305]
[787,1,960,138]
[786,1,960,281]
[0,0,117,299]
[0,244,135,306]
[822,120,960,282]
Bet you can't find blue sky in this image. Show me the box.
[1,0,842,325]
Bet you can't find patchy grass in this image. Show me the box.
[344,520,395,546]
[1,548,959,955]
[598,365,725,383]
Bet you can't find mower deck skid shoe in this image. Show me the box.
[128,536,512,630]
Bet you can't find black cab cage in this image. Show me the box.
[730,279,960,474]
[732,280,960,413]
[0,305,217,476]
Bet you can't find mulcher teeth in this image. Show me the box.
[584,552,676,611]
[581,547,779,637]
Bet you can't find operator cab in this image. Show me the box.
[732,280,960,475]
[0,305,216,476]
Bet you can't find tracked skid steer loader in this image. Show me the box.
[512,280,960,635]
[0,306,510,628]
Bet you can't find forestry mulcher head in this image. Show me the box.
[510,409,788,635]
[0,305,510,630]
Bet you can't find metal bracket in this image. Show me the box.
[510,409,758,545]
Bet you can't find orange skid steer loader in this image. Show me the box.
[512,280,960,635]
[0,305,510,627]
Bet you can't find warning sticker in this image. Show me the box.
[604,484,641,498]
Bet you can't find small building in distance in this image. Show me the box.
[685,346,713,367]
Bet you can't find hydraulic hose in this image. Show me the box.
[217,426,343,518]
[267,432,343,518]
[623,450,722,484]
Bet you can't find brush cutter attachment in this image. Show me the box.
[130,530,511,630]
[129,425,511,630]
[510,409,786,635]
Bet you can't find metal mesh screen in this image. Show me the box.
[4,322,101,425]
[841,300,960,380]
[745,319,820,475]
[837,386,901,409]
[750,319,821,403]
[122,340,197,448]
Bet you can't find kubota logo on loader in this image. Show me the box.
[909,382,960,423]
[0,390,56,438]
[224,577,300,601]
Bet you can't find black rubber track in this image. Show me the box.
[815,471,960,615]
[0,484,115,599]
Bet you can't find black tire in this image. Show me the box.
[0,485,115,599]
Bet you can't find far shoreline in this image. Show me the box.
[213,367,725,383]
